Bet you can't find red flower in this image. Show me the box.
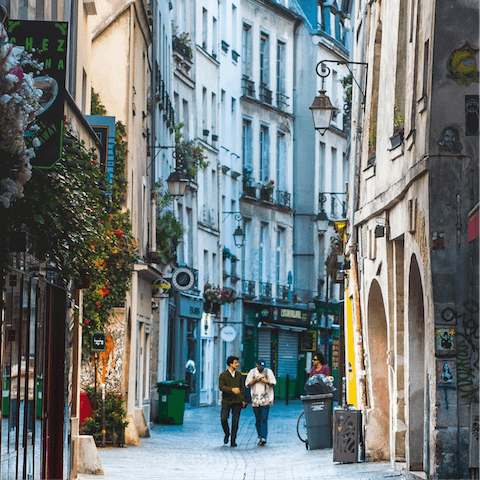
[115,230,123,237]
[84,319,90,325]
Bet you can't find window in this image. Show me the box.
[211,93,217,135]
[259,223,268,281]
[322,7,331,35]
[319,141,326,193]
[212,17,218,57]
[276,228,284,286]
[202,87,207,132]
[183,100,189,139]
[276,41,286,107]
[276,131,286,191]
[243,119,253,173]
[260,33,270,87]
[231,5,237,51]
[242,24,252,78]
[260,125,270,183]
[231,97,237,132]
[202,8,208,50]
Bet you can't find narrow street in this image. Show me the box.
[78,401,409,480]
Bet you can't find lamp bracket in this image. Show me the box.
[222,211,244,223]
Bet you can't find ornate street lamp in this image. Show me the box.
[166,170,188,197]
[233,225,246,248]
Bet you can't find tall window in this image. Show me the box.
[202,87,207,132]
[231,98,237,132]
[212,17,218,57]
[276,131,286,191]
[183,100,189,139]
[260,125,270,183]
[276,41,286,97]
[276,228,283,286]
[202,8,208,49]
[211,93,217,134]
[259,223,268,281]
[242,219,251,280]
[331,147,337,215]
[319,141,326,193]
[242,24,252,78]
[231,5,237,51]
[260,33,270,87]
[243,119,253,173]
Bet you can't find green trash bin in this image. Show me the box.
[156,381,188,425]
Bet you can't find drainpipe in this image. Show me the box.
[347,3,368,412]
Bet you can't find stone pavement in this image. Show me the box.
[78,400,410,480]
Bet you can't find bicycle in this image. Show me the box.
[296,410,309,449]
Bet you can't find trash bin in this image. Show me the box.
[300,393,333,449]
[333,408,362,463]
[156,381,188,425]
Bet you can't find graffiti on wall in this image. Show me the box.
[438,126,463,153]
[440,301,479,398]
[437,359,456,385]
[436,328,456,354]
[465,95,479,136]
[446,41,479,86]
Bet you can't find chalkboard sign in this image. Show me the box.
[300,330,317,352]
[92,331,106,351]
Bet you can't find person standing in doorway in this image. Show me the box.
[309,351,331,377]
[246,359,277,446]
[219,356,246,447]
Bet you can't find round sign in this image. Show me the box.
[171,267,195,291]
[220,326,237,342]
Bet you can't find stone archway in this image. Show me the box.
[407,254,425,471]
[365,279,390,461]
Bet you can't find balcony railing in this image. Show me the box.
[259,282,272,298]
[276,190,291,208]
[243,280,256,298]
[319,192,347,220]
[277,92,289,111]
[242,77,255,98]
[259,84,272,105]
[172,35,192,61]
[276,284,290,302]
[242,177,257,198]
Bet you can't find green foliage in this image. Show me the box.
[326,234,343,275]
[156,182,184,264]
[174,123,209,176]
[341,74,353,113]
[82,386,128,445]
[368,117,377,153]
[222,247,237,262]
[91,89,107,116]
[393,100,404,131]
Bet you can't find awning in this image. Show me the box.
[260,322,307,332]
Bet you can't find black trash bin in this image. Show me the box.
[300,393,333,449]
[333,408,362,463]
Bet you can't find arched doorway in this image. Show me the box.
[365,279,390,461]
[407,254,425,471]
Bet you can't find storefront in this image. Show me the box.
[242,303,312,399]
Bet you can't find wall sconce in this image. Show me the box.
[375,218,388,238]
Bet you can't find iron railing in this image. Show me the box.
[259,84,273,105]
[276,284,290,302]
[243,280,256,298]
[259,282,272,298]
[242,77,255,97]
[277,190,291,208]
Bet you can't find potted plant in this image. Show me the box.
[261,180,275,201]
[390,100,404,149]
[242,167,256,197]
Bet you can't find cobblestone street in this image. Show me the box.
[78,401,411,480]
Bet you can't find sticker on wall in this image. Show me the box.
[438,126,463,154]
[465,95,479,136]
[435,328,456,354]
[446,41,479,86]
[437,359,456,386]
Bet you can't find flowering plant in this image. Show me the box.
[175,123,209,176]
[204,284,235,303]
[264,179,275,191]
[0,23,45,208]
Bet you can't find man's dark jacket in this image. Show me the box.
[219,369,245,404]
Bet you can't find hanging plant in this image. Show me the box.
[174,123,209,177]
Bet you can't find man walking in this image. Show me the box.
[246,359,276,446]
[219,356,246,447]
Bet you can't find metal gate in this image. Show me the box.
[257,329,271,368]
[277,330,298,378]
[1,268,68,480]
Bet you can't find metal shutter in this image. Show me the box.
[257,328,271,368]
[277,330,298,378]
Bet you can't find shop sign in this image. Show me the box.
[152,279,171,298]
[86,115,116,185]
[8,20,68,168]
[220,326,236,342]
[300,330,317,352]
[468,210,479,242]
[179,294,203,319]
[271,307,310,328]
[172,267,195,291]
[280,308,302,319]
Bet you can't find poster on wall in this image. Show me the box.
[7,20,68,168]
[437,359,456,386]
[435,328,456,355]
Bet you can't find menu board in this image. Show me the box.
[332,337,340,371]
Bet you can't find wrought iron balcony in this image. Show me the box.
[242,77,255,98]
[172,35,192,61]
[243,280,256,298]
[318,192,347,220]
[259,84,272,105]
[276,190,291,208]
[259,282,272,298]
[277,92,289,111]
[276,284,290,302]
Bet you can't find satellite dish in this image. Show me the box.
[171,267,195,291]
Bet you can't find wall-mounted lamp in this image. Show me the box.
[310,60,368,135]
[374,218,388,238]
[223,212,246,248]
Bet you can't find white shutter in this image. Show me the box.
[257,329,271,368]
[277,330,298,378]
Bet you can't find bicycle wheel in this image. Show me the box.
[296,411,308,443]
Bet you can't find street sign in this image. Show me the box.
[92,331,106,351]
[220,326,236,342]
